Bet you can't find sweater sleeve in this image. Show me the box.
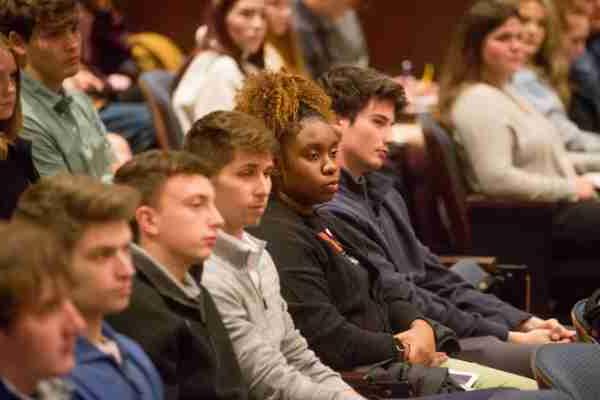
[203,265,358,400]
[261,222,399,371]
[451,85,577,201]
[418,243,532,330]
[192,57,242,121]
[331,208,511,341]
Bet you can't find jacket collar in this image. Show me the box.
[337,168,395,211]
[212,230,267,271]
[75,323,128,364]
[130,245,206,321]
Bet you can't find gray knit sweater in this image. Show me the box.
[203,230,360,400]
[451,83,578,201]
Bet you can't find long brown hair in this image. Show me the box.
[522,0,571,105]
[0,34,23,160]
[438,0,519,126]
[173,0,266,92]
[266,29,306,75]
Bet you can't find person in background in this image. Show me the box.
[440,0,600,261]
[512,0,600,164]
[0,221,85,400]
[15,175,164,400]
[0,0,116,180]
[567,0,600,132]
[292,0,368,78]
[0,33,38,220]
[172,0,267,133]
[264,0,307,74]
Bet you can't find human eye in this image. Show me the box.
[330,147,339,160]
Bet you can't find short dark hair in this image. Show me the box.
[184,110,278,175]
[318,65,406,122]
[14,174,139,251]
[114,150,214,207]
[0,221,71,330]
[0,0,78,41]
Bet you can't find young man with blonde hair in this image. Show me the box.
[0,221,85,400]
[15,174,164,400]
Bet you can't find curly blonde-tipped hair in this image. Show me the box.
[235,69,334,142]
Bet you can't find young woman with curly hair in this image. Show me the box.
[238,70,539,391]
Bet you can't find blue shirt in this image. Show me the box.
[66,323,163,400]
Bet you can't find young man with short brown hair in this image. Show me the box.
[15,174,164,400]
[110,149,247,400]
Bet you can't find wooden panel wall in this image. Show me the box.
[122,0,473,77]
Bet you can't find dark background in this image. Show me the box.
[121,0,473,77]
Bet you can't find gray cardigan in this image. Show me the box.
[451,83,578,202]
[203,231,359,400]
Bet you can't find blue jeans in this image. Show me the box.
[100,101,156,153]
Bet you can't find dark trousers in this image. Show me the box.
[456,336,539,379]
[552,199,600,257]
[413,390,567,400]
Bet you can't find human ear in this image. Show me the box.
[136,206,159,236]
[7,32,27,66]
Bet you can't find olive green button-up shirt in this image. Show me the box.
[20,73,114,180]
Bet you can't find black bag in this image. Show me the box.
[343,359,465,399]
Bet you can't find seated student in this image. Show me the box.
[439,0,600,258]
[172,0,267,133]
[292,0,368,78]
[569,0,600,132]
[264,0,307,75]
[109,150,248,400]
[0,221,85,400]
[184,110,363,400]
[236,70,537,390]
[318,64,578,378]
[512,0,600,161]
[14,175,164,400]
[0,33,39,220]
[0,0,115,180]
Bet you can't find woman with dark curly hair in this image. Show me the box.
[238,70,538,390]
[0,33,39,220]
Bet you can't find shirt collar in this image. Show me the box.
[75,323,127,364]
[130,243,201,299]
[212,230,267,271]
[21,72,73,115]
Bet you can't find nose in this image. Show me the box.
[209,203,225,229]
[116,248,135,279]
[63,299,86,334]
[322,155,339,176]
[251,14,266,30]
[255,173,271,198]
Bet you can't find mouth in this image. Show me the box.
[376,149,389,160]
[323,181,339,193]
[203,236,217,247]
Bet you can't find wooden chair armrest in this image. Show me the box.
[466,194,556,209]
[439,255,498,273]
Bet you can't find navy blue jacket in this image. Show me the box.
[66,323,163,400]
[321,169,531,340]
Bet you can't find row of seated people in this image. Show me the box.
[0,0,599,399]
[435,0,600,284]
[0,71,582,399]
